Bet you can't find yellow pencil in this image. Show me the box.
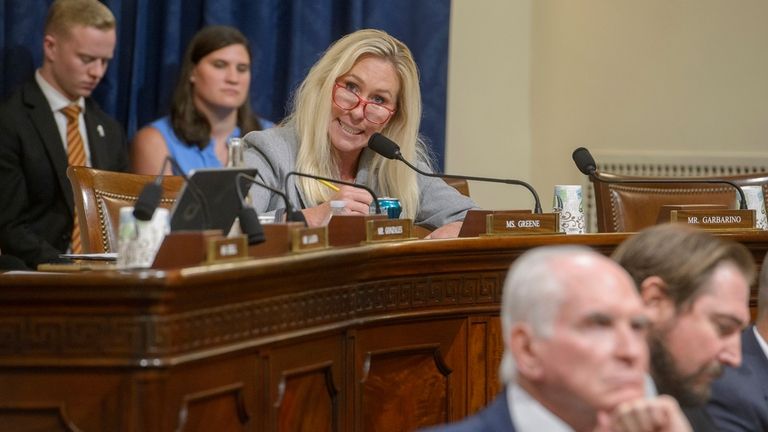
[318,179,340,191]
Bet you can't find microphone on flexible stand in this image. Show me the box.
[133,158,170,221]
[368,133,543,213]
[234,174,266,245]
[134,156,212,225]
[237,173,307,226]
[571,147,748,210]
[285,171,382,216]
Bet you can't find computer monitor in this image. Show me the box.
[170,167,258,233]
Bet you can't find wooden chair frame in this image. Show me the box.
[66,166,184,253]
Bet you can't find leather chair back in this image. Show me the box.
[66,166,183,253]
[444,177,470,197]
[591,172,768,232]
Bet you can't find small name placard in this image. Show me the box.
[485,212,560,235]
[206,235,249,263]
[366,219,413,243]
[291,226,329,252]
[671,209,755,230]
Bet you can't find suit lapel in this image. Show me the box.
[23,81,74,211]
[742,329,768,405]
[487,390,517,432]
[84,98,106,168]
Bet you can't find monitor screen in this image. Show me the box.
[170,167,258,233]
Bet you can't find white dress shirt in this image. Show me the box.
[35,70,92,166]
[508,384,574,432]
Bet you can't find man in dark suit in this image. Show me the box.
[0,0,128,269]
[614,224,756,432]
[706,254,768,432]
[424,246,691,432]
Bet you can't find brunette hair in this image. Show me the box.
[170,25,262,149]
[613,224,755,309]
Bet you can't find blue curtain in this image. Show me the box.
[0,0,451,168]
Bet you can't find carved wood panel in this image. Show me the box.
[354,319,467,431]
[177,383,249,432]
[0,405,83,432]
[265,336,343,432]
[166,355,257,432]
[0,372,125,431]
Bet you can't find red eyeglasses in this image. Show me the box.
[332,83,396,125]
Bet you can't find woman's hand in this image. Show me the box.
[425,221,463,239]
[301,185,373,227]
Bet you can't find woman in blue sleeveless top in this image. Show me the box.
[131,25,272,175]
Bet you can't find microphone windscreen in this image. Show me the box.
[239,208,265,245]
[368,133,401,159]
[572,147,597,175]
[133,183,162,221]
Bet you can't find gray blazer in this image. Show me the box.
[242,125,476,229]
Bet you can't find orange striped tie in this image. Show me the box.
[62,104,86,254]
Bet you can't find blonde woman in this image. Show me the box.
[243,29,476,238]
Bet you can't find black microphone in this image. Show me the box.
[133,157,171,221]
[368,133,543,213]
[572,147,597,176]
[233,173,266,245]
[237,173,307,226]
[285,171,381,216]
[571,147,748,210]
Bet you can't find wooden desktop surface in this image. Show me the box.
[1,232,766,431]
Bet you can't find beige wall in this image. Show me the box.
[447,0,534,210]
[447,0,768,210]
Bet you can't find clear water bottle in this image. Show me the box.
[227,137,244,167]
[324,200,347,225]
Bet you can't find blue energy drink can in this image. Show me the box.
[371,197,402,219]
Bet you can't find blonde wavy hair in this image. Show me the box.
[288,28,430,219]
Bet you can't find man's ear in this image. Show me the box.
[509,324,544,380]
[639,276,674,323]
[42,35,57,62]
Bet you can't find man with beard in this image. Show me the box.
[423,245,691,432]
[705,253,768,431]
[613,224,755,431]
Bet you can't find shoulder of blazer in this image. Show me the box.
[246,126,298,181]
[0,79,47,115]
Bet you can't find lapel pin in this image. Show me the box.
[97,125,105,137]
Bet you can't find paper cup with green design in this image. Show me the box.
[553,185,585,234]
[741,186,768,230]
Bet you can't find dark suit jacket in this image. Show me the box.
[706,327,768,432]
[682,405,719,432]
[420,391,516,432]
[0,79,128,267]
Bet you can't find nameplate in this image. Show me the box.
[458,209,531,238]
[485,212,560,235]
[328,214,387,246]
[249,222,305,258]
[206,235,249,263]
[366,219,413,243]
[291,226,329,252]
[670,209,755,230]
